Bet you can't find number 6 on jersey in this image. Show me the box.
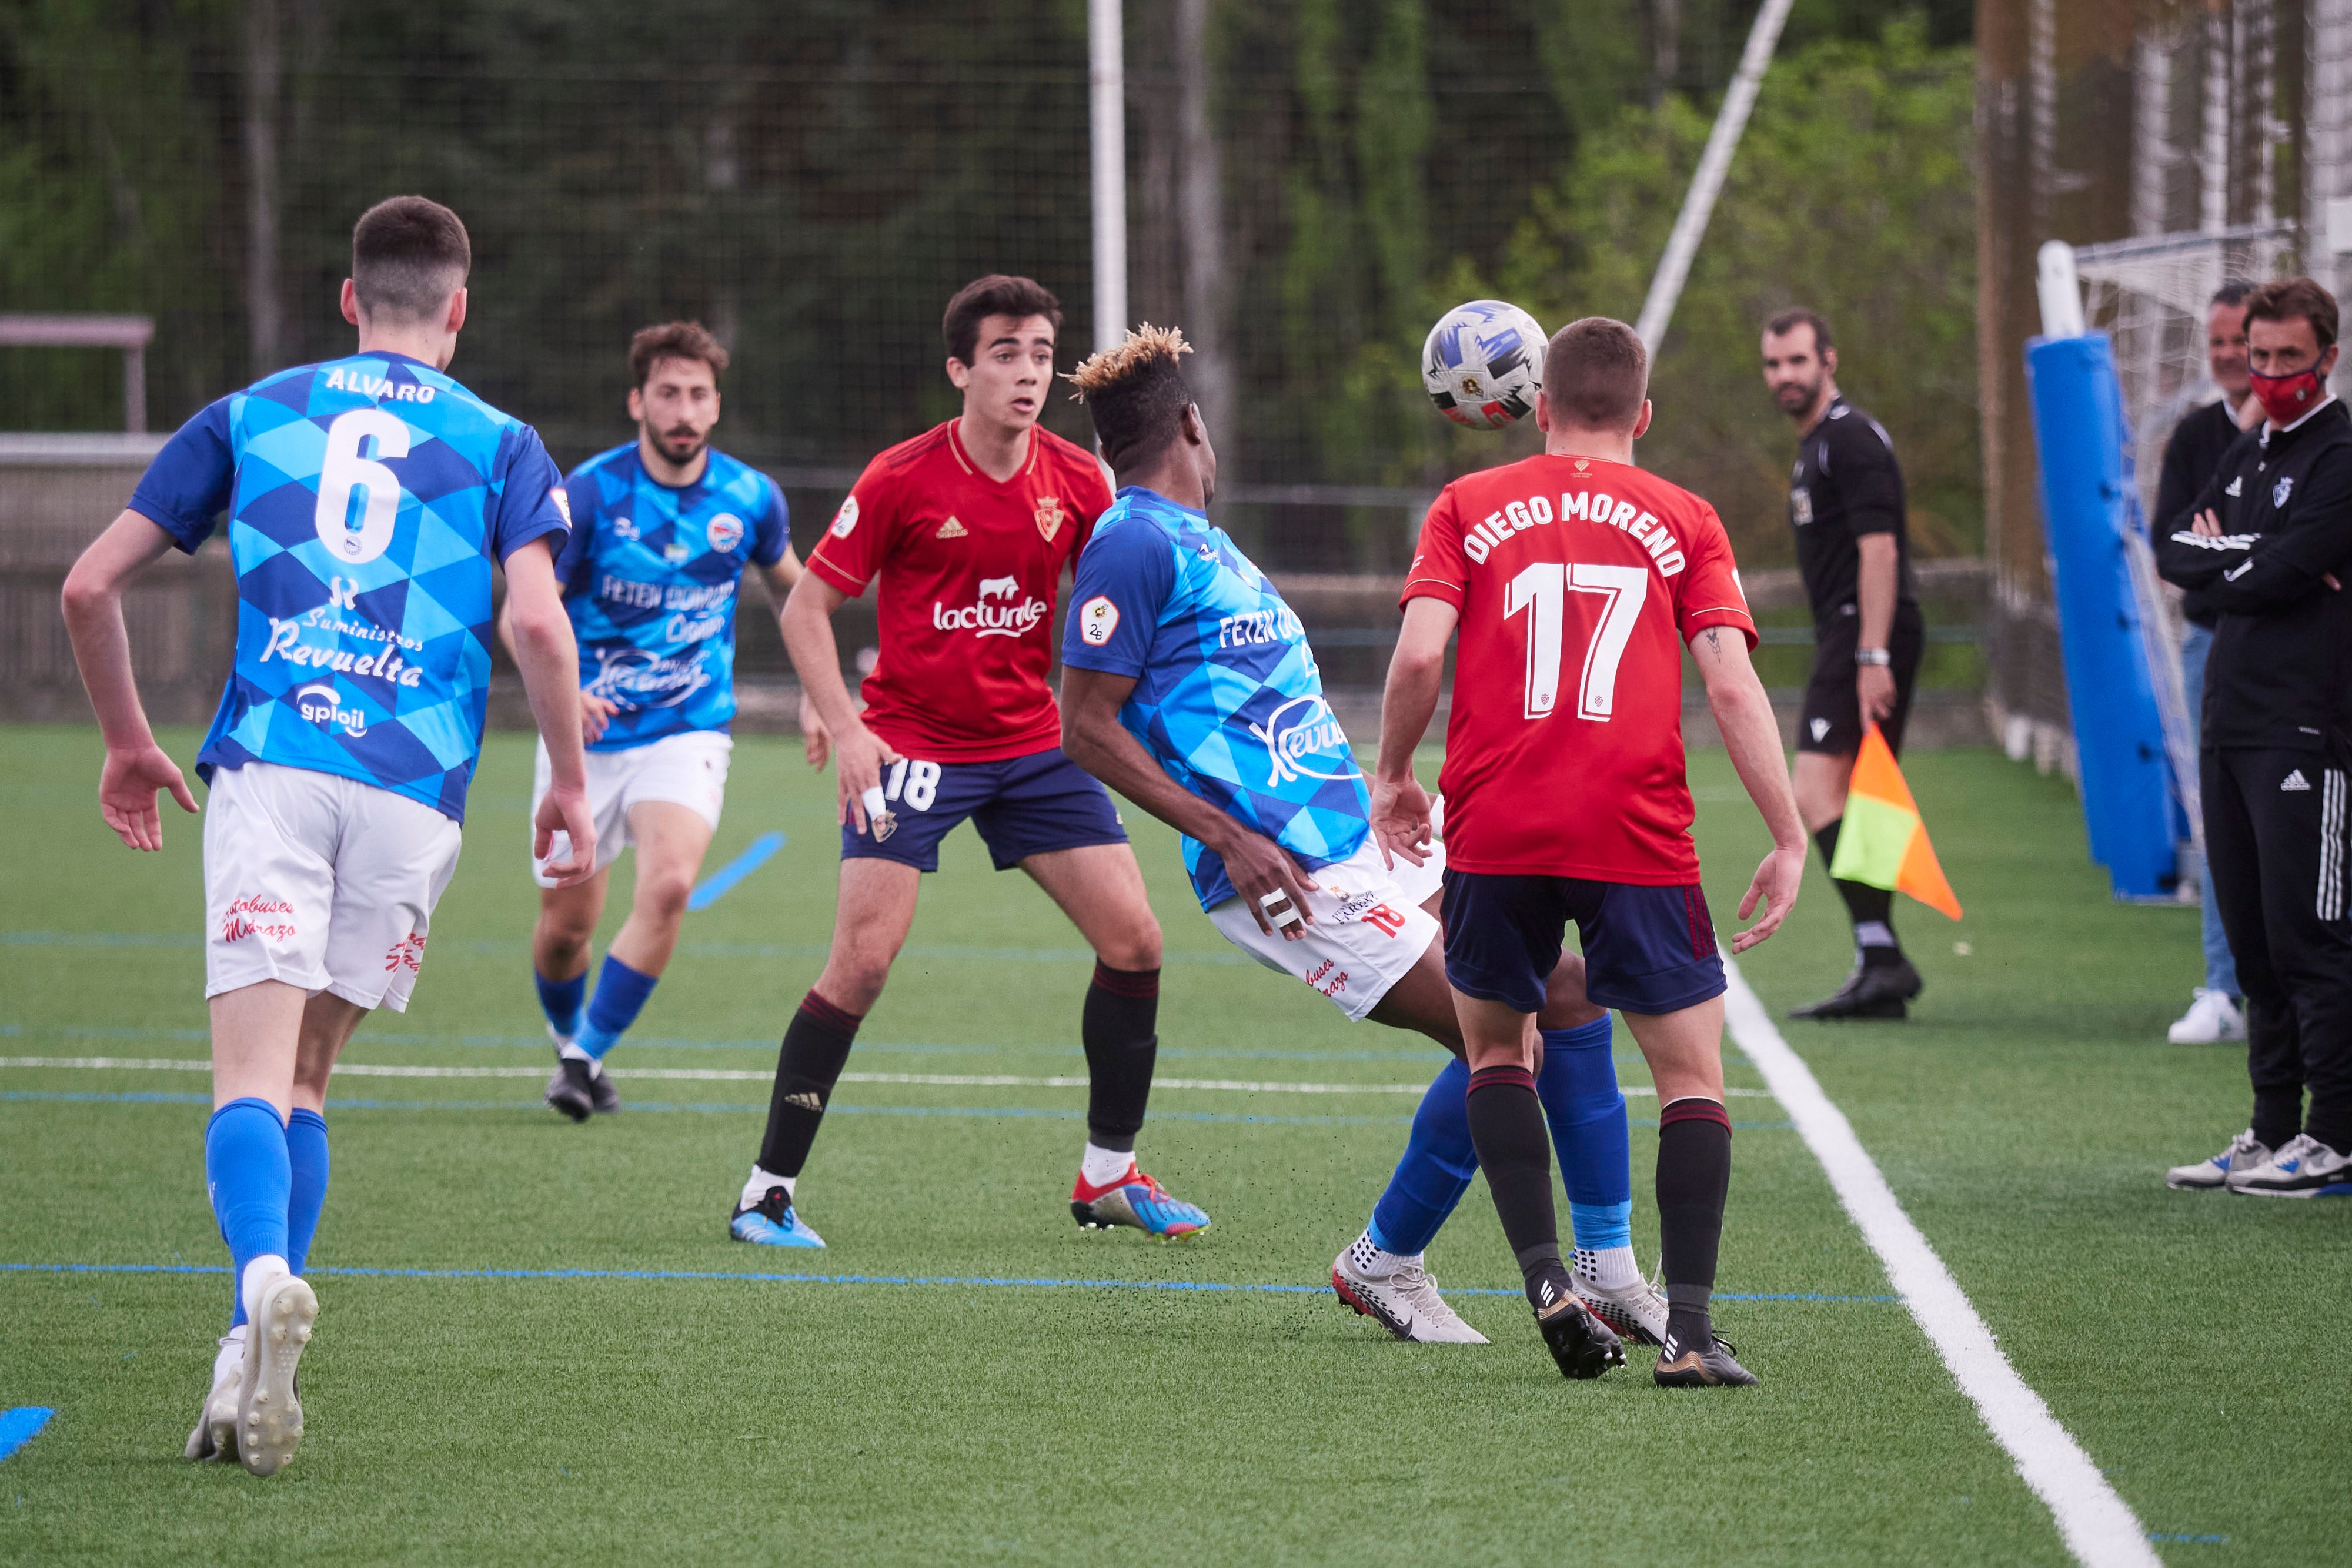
[1505,560,1648,721]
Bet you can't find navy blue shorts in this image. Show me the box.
[1440,871,1726,1015]
[840,746,1127,874]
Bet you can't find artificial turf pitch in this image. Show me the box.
[3,723,2347,1563]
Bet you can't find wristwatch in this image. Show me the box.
[1855,647,1892,667]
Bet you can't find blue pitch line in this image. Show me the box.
[686,831,786,912]
[0,1407,54,1464]
[2,1262,1894,1304]
[0,1089,1795,1131]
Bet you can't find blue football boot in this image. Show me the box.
[1070,1166,1211,1238]
[729,1185,825,1248]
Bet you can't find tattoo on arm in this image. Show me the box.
[1703,628,1721,652]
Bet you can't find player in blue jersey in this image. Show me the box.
[1056,327,1659,1362]
[509,321,829,1119]
[59,197,594,1475]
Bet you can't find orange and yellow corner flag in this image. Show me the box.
[1827,724,1963,920]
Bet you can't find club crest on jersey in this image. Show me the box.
[2274,476,2294,509]
[1245,694,1360,786]
[1035,496,1065,543]
[830,496,860,538]
[706,513,744,553]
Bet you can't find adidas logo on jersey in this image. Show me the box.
[780,1091,824,1112]
[2225,475,2244,497]
[935,516,968,539]
[2283,769,2313,791]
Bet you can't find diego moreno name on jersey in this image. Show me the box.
[1404,454,1755,883]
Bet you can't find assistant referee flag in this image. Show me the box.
[1828,724,1963,920]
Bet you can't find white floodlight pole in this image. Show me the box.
[1088,0,1128,354]
[1633,0,1796,357]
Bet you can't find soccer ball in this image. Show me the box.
[1422,300,1545,429]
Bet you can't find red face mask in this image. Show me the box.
[2250,365,2327,426]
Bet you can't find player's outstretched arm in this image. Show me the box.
[1690,625,1807,952]
[505,537,597,885]
[779,570,898,831]
[1061,668,1318,937]
[60,510,199,851]
[1369,598,1456,870]
[760,553,830,769]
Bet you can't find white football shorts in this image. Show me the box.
[531,728,731,887]
[1206,832,1444,1023]
[202,761,464,1012]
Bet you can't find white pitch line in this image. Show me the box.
[1720,958,2157,1568]
[0,1055,1775,1098]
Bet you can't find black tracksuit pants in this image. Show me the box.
[2202,747,2352,1154]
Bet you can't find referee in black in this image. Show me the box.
[1760,308,1926,1019]
[2156,276,2352,1198]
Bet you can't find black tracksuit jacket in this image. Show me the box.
[2154,399,2352,755]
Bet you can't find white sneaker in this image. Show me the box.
[182,1329,246,1462]
[2228,1132,2352,1198]
[1572,1263,1669,1346]
[236,1272,318,1476]
[1331,1246,1489,1344]
[2166,1129,2270,1190]
[2167,989,2246,1045]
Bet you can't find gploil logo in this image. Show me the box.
[1245,694,1359,786]
[296,682,369,738]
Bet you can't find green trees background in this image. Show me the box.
[1,0,1975,570]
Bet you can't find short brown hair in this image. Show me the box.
[1543,317,1649,432]
[943,275,1063,364]
[629,320,729,387]
[1764,307,1833,355]
[351,196,470,322]
[2244,276,2338,351]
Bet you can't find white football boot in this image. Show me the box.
[236,1269,319,1477]
[2166,1129,2270,1190]
[1331,1244,1488,1345]
[2167,989,2246,1045]
[183,1328,246,1462]
[1572,1258,1669,1346]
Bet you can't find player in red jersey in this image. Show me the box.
[1374,316,1807,1386]
[727,275,1208,1248]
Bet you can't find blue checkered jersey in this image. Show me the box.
[1061,486,1369,911]
[130,351,570,822]
[553,443,789,750]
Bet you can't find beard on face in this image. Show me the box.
[658,426,706,461]
[1772,375,1820,416]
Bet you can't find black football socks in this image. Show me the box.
[1814,818,1902,964]
[1657,1097,1732,1351]
[1081,961,1160,1154]
[757,991,863,1179]
[1465,1064,1574,1309]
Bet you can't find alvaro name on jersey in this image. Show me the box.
[807,419,1112,761]
[556,443,789,749]
[1061,486,1370,910]
[129,350,570,822]
[1404,454,1755,884]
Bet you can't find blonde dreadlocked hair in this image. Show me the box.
[1064,325,1195,470]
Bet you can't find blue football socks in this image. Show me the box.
[285,1107,330,1278]
[1363,1015,1632,1259]
[1367,1057,1476,1256]
[1536,1017,1634,1252]
[536,968,587,1040]
[576,954,658,1061]
[206,1098,290,1329]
